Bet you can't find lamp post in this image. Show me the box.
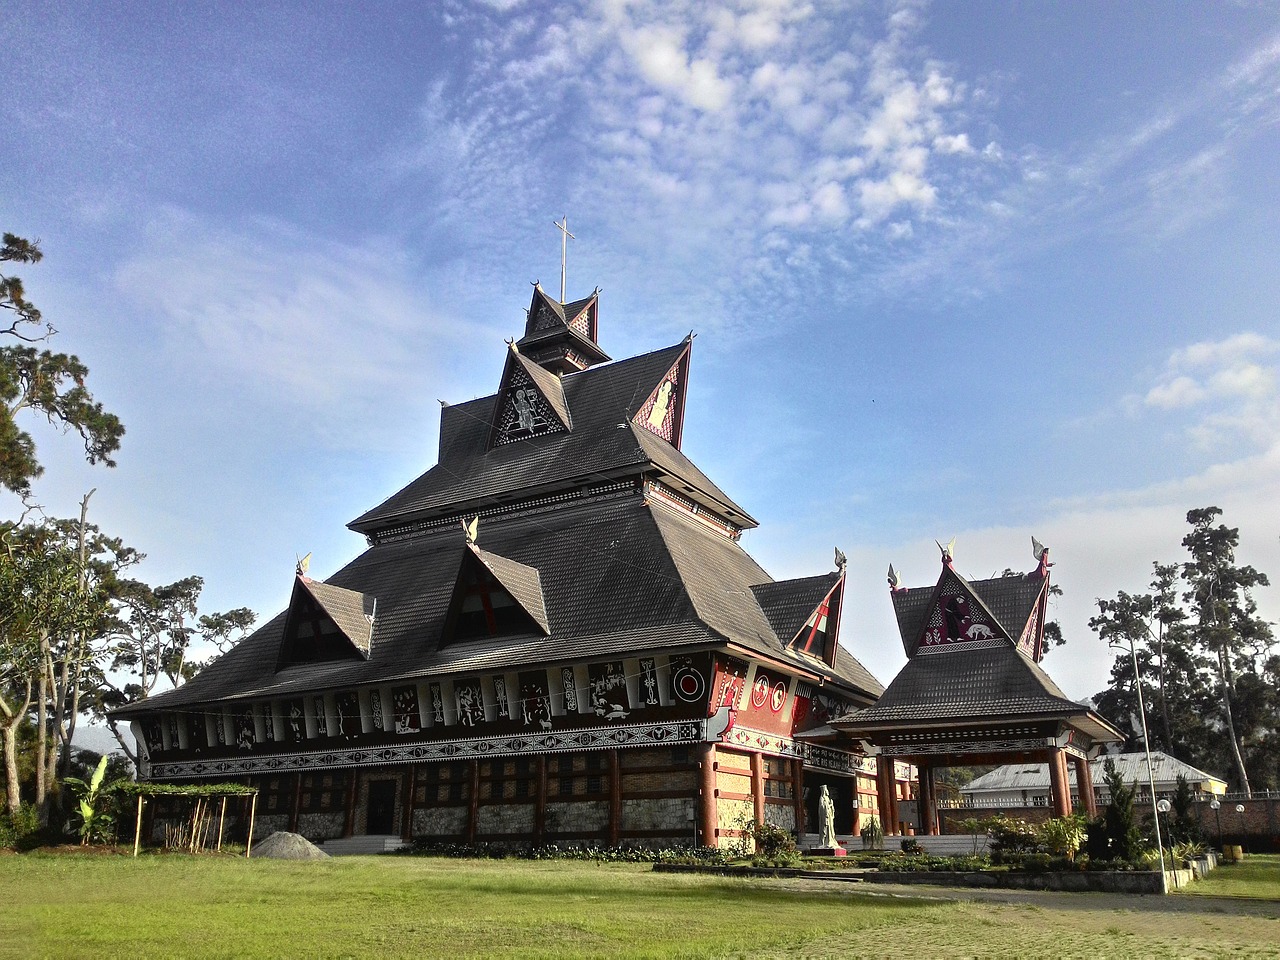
[1235,803,1246,853]
[1210,799,1222,850]
[1110,634,1167,894]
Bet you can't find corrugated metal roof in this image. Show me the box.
[962,752,1228,793]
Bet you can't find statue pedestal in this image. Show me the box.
[811,846,846,857]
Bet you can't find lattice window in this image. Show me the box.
[299,772,347,813]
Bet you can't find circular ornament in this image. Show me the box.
[751,676,771,709]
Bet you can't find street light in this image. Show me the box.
[1235,804,1246,854]
[1108,634,1167,894]
[1156,799,1172,869]
[1210,799,1222,849]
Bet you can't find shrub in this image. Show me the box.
[0,804,40,849]
[1037,815,1086,860]
[859,817,883,850]
[1084,759,1145,864]
[987,815,1038,862]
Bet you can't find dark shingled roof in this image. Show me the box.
[468,543,550,634]
[842,645,1079,724]
[892,568,1046,655]
[129,490,881,714]
[350,344,754,533]
[752,573,840,645]
[301,579,375,657]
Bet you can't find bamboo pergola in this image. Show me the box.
[113,783,259,858]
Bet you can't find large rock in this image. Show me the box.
[250,831,330,860]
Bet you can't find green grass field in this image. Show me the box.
[1178,854,1280,900]
[2,852,1279,959]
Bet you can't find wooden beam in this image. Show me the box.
[534,756,547,844]
[608,749,621,846]
[466,760,480,844]
[751,752,765,827]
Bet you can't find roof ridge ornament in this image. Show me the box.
[1032,535,1053,577]
[295,551,311,578]
[887,563,906,593]
[834,547,847,572]
[936,537,956,566]
[462,515,479,544]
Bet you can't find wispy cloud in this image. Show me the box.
[400,0,986,322]
[112,209,495,450]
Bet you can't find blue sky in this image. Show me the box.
[5,0,1280,708]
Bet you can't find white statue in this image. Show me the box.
[818,785,840,849]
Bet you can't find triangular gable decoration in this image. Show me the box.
[791,575,844,667]
[914,568,1010,654]
[441,543,551,645]
[1017,577,1050,662]
[529,285,568,332]
[277,577,376,670]
[490,345,572,447]
[563,291,598,341]
[633,341,690,448]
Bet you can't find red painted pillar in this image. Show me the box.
[876,757,900,835]
[920,763,939,836]
[791,758,806,836]
[751,752,765,826]
[698,743,718,848]
[1048,750,1070,818]
[1073,756,1097,818]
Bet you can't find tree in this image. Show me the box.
[0,499,136,816]
[90,577,255,767]
[1,232,123,497]
[1090,507,1275,794]
[1181,507,1273,797]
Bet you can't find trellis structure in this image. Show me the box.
[114,782,259,857]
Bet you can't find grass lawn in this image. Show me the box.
[1177,854,1280,900]
[2,852,1279,959]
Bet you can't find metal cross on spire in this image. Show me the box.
[553,215,575,303]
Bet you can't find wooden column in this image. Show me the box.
[608,749,622,846]
[791,758,806,836]
[289,772,302,834]
[919,762,937,836]
[875,756,896,835]
[466,759,480,843]
[1073,756,1097,818]
[343,771,358,837]
[534,756,548,844]
[751,752,765,826]
[697,743,718,848]
[1047,750,1071,818]
[401,766,417,841]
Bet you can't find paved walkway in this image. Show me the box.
[758,876,1280,918]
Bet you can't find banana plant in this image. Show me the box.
[63,755,115,845]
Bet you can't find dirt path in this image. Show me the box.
[756,876,1280,918]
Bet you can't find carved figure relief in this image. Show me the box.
[392,686,421,734]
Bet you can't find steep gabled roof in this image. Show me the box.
[841,644,1080,725]
[127,486,882,714]
[753,574,840,643]
[350,343,755,534]
[276,577,375,669]
[465,542,551,634]
[892,566,1047,658]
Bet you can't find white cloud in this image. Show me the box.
[1134,332,1280,455]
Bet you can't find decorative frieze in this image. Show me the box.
[147,719,714,781]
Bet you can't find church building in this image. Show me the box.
[119,282,908,849]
